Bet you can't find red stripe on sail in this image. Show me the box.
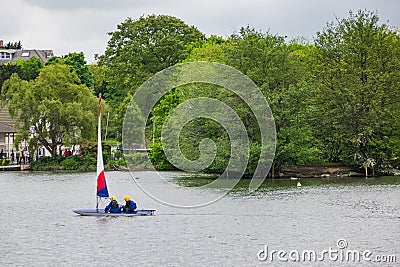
[97,170,106,191]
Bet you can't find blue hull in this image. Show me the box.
[73,209,155,216]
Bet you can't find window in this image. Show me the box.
[0,52,11,59]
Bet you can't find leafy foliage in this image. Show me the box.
[30,156,64,171]
[312,10,400,170]
[2,64,98,157]
[4,41,22,49]
[98,14,204,105]
[15,57,44,81]
[141,11,400,175]
[3,11,400,176]
[0,57,44,91]
[47,52,93,87]
[0,64,21,90]
[88,64,108,97]
[80,141,112,165]
[61,155,82,170]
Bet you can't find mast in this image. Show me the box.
[96,93,109,209]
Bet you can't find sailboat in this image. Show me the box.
[73,94,155,216]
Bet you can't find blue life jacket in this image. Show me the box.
[105,200,121,213]
[124,200,137,212]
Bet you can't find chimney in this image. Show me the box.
[0,40,3,47]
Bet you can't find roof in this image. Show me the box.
[0,106,16,126]
[0,49,54,65]
[0,122,15,133]
[13,49,53,62]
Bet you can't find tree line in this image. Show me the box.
[1,41,22,49]
[1,10,399,175]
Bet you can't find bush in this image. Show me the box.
[113,149,124,160]
[30,156,64,170]
[147,142,174,170]
[124,153,155,169]
[82,154,96,170]
[115,158,126,167]
[80,142,111,164]
[1,158,10,166]
[61,155,81,170]
[30,143,118,171]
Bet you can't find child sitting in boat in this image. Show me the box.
[105,196,121,213]
[121,195,137,213]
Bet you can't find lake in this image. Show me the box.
[0,171,399,266]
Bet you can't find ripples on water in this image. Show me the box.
[0,171,399,266]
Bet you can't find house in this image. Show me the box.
[0,40,54,65]
[0,106,17,161]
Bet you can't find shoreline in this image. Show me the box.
[1,163,399,179]
[0,164,31,171]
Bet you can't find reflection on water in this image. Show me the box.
[0,171,399,266]
[172,173,400,191]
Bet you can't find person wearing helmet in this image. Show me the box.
[105,196,121,213]
[121,195,137,213]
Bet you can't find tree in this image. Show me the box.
[62,52,93,88]
[264,42,322,173]
[98,14,204,105]
[224,26,286,87]
[1,64,98,157]
[88,64,108,97]
[4,41,22,49]
[145,30,320,175]
[312,10,400,170]
[47,52,93,88]
[0,57,43,94]
[16,57,44,81]
[185,35,227,63]
[222,28,321,173]
[0,64,21,92]
[111,93,134,142]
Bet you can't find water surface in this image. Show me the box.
[1,171,399,266]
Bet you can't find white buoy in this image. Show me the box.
[297,181,302,188]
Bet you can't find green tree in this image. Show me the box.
[4,41,22,49]
[148,30,320,175]
[112,93,134,142]
[98,14,204,105]
[16,57,44,81]
[88,64,108,97]
[47,52,93,88]
[223,28,320,174]
[0,57,44,94]
[224,26,286,87]
[265,42,321,173]
[148,88,183,169]
[312,10,400,170]
[185,35,227,63]
[0,64,21,92]
[1,64,98,157]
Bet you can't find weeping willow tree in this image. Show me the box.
[1,64,98,157]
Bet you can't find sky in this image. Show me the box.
[1,0,399,63]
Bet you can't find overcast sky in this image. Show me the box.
[2,0,399,63]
